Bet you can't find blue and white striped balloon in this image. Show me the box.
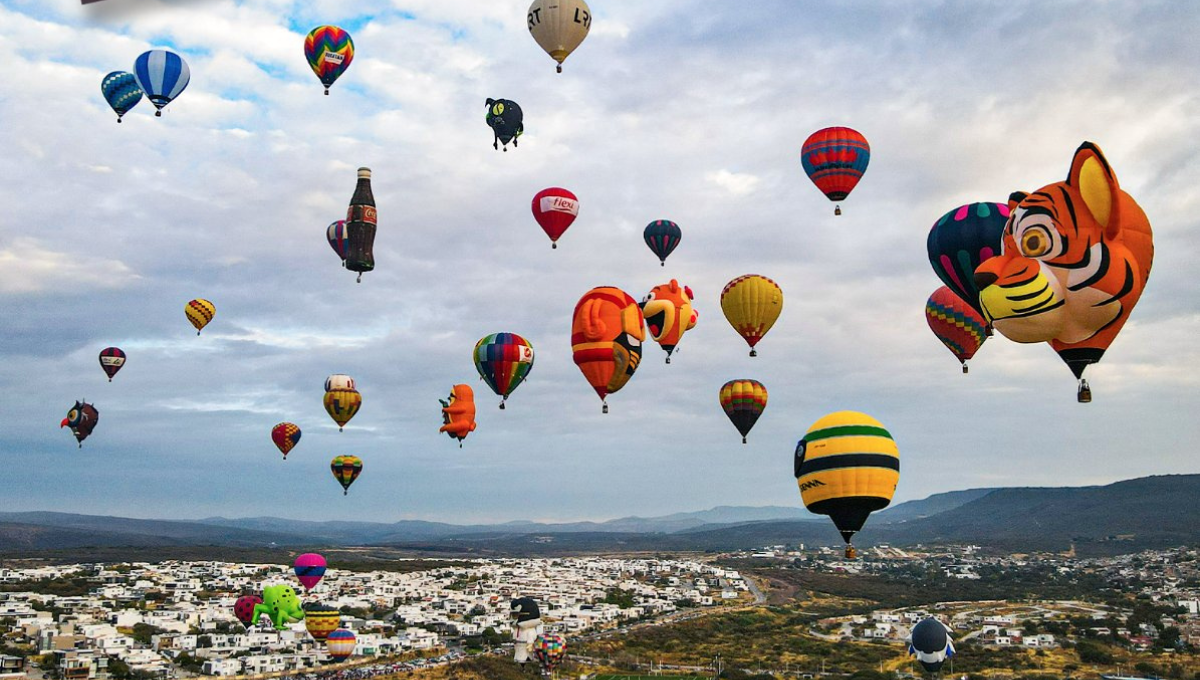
[133,50,190,117]
[100,71,143,123]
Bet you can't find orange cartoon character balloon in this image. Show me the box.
[439,384,477,447]
[640,279,698,364]
[974,142,1153,402]
[571,286,645,413]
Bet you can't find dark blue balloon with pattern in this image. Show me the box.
[643,220,681,266]
[101,71,143,122]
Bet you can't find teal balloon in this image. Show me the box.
[101,71,143,123]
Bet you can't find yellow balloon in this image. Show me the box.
[794,411,899,553]
[720,275,783,356]
[324,389,362,431]
[185,299,216,335]
[527,0,591,73]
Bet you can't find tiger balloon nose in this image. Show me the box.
[974,255,1066,343]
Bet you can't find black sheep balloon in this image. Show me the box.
[485,98,523,151]
[61,400,99,447]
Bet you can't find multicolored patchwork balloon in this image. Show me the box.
[801,126,870,215]
[719,379,767,444]
[133,50,190,117]
[474,333,534,409]
[927,202,1008,321]
[326,628,357,660]
[532,633,567,673]
[643,220,681,266]
[330,455,362,495]
[100,71,142,123]
[304,26,354,95]
[925,286,988,373]
[98,347,126,382]
[271,422,302,459]
[326,220,348,260]
[293,553,326,592]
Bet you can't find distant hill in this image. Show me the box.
[3,475,1197,557]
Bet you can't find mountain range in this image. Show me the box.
[1,475,1196,557]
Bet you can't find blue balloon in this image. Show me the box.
[101,71,143,123]
[133,50,190,117]
[643,220,681,266]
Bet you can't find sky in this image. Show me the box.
[1,0,1198,525]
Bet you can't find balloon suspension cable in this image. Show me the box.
[962,364,969,374]
[494,140,499,150]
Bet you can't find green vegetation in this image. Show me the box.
[603,588,638,609]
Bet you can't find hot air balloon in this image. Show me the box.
[326,628,356,660]
[293,553,327,592]
[98,347,126,382]
[100,71,142,123]
[643,220,681,266]
[719,379,766,444]
[304,26,354,95]
[304,603,341,642]
[185,299,215,335]
[132,50,190,117]
[532,187,578,248]
[795,411,899,558]
[527,0,591,73]
[327,220,348,261]
[908,617,955,675]
[925,287,988,374]
[532,633,567,675]
[439,384,477,447]
[234,595,263,628]
[473,333,534,409]
[330,455,362,495]
[271,422,302,460]
[720,275,782,357]
[485,98,523,151]
[927,201,1009,323]
[974,142,1153,403]
[801,126,869,215]
[640,280,697,363]
[571,287,645,413]
[324,376,362,431]
[61,401,99,448]
[510,597,543,664]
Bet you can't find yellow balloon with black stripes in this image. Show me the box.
[794,410,899,557]
[185,298,216,335]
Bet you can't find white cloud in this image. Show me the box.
[0,239,140,293]
[705,169,760,196]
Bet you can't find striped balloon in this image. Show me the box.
[293,553,326,591]
[133,50,190,116]
[271,422,302,459]
[800,126,870,214]
[925,286,988,373]
[473,333,535,409]
[98,347,126,382]
[719,379,767,444]
[305,26,355,95]
[325,628,356,659]
[304,604,340,642]
[100,71,142,122]
[330,455,362,495]
[185,299,215,335]
[326,220,349,260]
[643,220,681,266]
[926,202,1009,321]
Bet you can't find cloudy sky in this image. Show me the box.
[1,0,1197,524]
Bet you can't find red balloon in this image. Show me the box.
[531,187,579,248]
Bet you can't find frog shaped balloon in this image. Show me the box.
[252,584,306,630]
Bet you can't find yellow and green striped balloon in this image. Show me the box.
[794,411,899,547]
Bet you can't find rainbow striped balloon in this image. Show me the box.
[305,26,354,95]
[925,286,988,373]
[325,628,356,660]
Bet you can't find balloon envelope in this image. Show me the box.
[485,98,523,150]
[99,347,126,381]
[304,26,354,93]
[60,400,99,447]
[330,455,362,495]
[909,617,955,673]
[293,553,327,591]
[925,286,988,370]
[234,595,263,628]
[527,0,591,71]
[801,126,869,207]
[532,633,567,671]
[474,333,534,407]
[571,287,645,410]
[532,187,578,246]
[185,299,215,335]
[720,275,783,356]
[643,220,681,265]
[324,389,361,431]
[640,280,697,362]
[439,384,477,445]
[133,50,190,115]
[324,374,356,392]
[326,628,356,659]
[304,603,340,641]
[101,71,142,121]
[327,220,349,260]
[927,202,1009,319]
[271,422,302,459]
[719,379,766,443]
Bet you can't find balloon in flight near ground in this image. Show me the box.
[795,411,899,558]
[251,584,305,631]
[185,299,215,335]
[640,279,697,363]
[510,597,543,664]
[527,0,591,73]
[330,455,362,495]
[719,379,766,444]
[293,553,326,592]
[98,347,126,382]
[485,98,523,151]
[327,220,349,261]
[925,286,988,374]
[304,26,354,95]
[304,603,340,642]
[926,201,1009,321]
[133,50,190,117]
[234,595,263,628]
[720,275,782,357]
[532,187,578,248]
[571,286,645,413]
[100,71,142,123]
[439,384,477,447]
[643,220,681,266]
[324,376,362,431]
[801,126,869,215]
[474,333,534,410]
[61,400,99,448]
[271,422,302,460]
[532,633,567,673]
[326,628,357,660]
[908,617,955,674]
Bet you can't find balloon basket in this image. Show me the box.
[749,348,757,357]
[1078,379,1092,403]
[834,205,842,216]
[556,64,562,74]
[499,400,506,410]
[665,357,671,364]
[601,403,608,414]
[356,273,362,283]
[552,242,557,249]
[155,111,162,117]
[742,436,747,444]
[343,490,348,496]
[660,261,665,267]
[324,89,330,95]
[117,118,122,124]
[108,378,113,382]
[196,330,201,336]
[962,364,969,374]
